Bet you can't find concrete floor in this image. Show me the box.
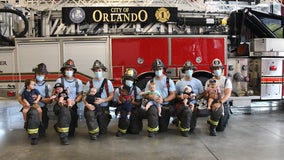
[0,100,284,160]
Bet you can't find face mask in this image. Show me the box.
[65,70,73,78]
[36,75,45,82]
[185,70,193,77]
[155,70,163,77]
[125,80,133,87]
[94,71,102,78]
[214,69,222,77]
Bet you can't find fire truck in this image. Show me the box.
[0,0,284,109]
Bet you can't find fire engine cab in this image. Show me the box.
[0,0,284,109]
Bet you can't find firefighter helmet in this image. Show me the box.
[32,63,48,74]
[181,60,196,73]
[210,58,224,70]
[122,68,138,81]
[60,59,77,73]
[91,60,107,72]
[151,59,165,70]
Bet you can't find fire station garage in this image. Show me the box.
[1,0,284,160]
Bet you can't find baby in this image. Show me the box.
[84,87,99,111]
[21,79,42,123]
[140,81,162,117]
[51,83,72,108]
[182,85,196,111]
[117,85,134,119]
[205,79,222,112]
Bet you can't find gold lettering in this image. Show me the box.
[131,13,137,21]
[103,13,109,22]
[138,10,147,22]
[93,10,102,22]
[116,14,123,22]
[124,13,130,21]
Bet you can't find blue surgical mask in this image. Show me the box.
[185,70,193,77]
[125,80,133,87]
[65,70,73,78]
[36,75,45,82]
[155,70,163,77]
[94,71,102,78]
[214,69,222,77]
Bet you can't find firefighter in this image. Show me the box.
[145,59,176,137]
[114,68,145,137]
[18,63,52,145]
[83,60,114,139]
[205,58,232,136]
[175,61,204,137]
[53,59,83,145]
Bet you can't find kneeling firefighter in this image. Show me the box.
[83,60,114,140]
[205,58,232,136]
[114,68,145,137]
[53,59,83,145]
[145,59,176,137]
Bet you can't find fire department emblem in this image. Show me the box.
[69,7,85,24]
[155,7,170,23]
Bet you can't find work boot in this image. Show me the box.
[209,125,217,136]
[90,134,97,140]
[148,132,155,138]
[61,137,69,145]
[116,131,125,137]
[181,131,189,137]
[31,138,38,145]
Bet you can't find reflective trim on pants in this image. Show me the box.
[27,128,39,134]
[57,127,69,133]
[118,128,127,134]
[208,118,219,126]
[147,126,159,132]
[88,127,100,134]
[178,121,190,132]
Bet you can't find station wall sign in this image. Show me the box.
[62,7,178,24]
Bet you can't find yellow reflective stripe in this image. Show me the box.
[208,118,219,126]
[57,127,69,133]
[118,128,127,134]
[178,121,190,132]
[147,126,159,132]
[89,127,100,134]
[27,128,39,134]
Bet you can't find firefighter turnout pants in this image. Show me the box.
[118,107,146,134]
[176,104,192,133]
[96,106,111,134]
[27,108,40,139]
[147,105,171,133]
[84,109,99,136]
[54,105,70,138]
[39,106,49,136]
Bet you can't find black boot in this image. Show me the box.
[209,125,216,136]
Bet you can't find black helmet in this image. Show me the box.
[151,59,165,70]
[53,83,64,89]
[32,63,48,74]
[210,58,224,70]
[60,59,77,73]
[91,60,107,72]
[181,60,196,73]
[122,68,137,81]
